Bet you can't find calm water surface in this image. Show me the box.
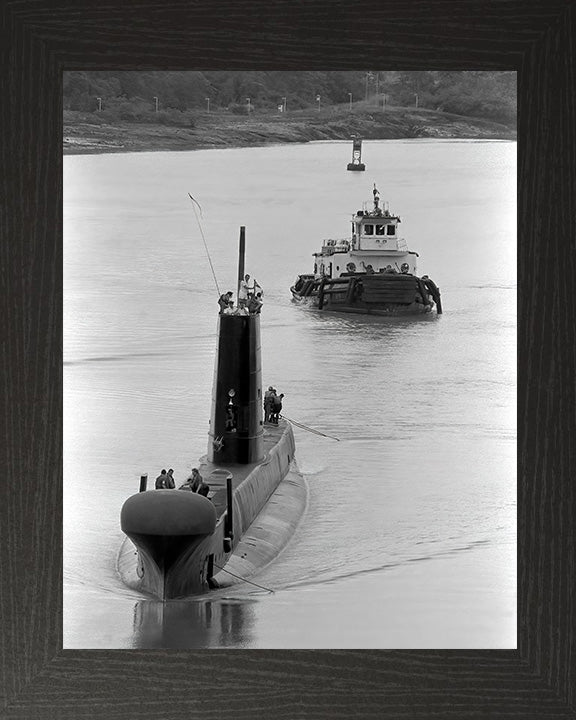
[63,140,516,648]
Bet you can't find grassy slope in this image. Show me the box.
[63,103,516,155]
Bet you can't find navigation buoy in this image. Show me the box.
[347,136,365,171]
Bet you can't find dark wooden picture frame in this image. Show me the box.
[1,0,574,717]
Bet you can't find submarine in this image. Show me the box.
[120,227,305,600]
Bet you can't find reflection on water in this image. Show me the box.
[299,306,441,343]
[132,599,255,649]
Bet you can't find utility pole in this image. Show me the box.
[414,93,419,108]
[247,97,251,113]
[206,97,210,112]
[316,94,321,110]
[282,96,287,113]
[365,72,369,101]
[348,92,352,111]
[96,97,102,111]
[153,96,158,113]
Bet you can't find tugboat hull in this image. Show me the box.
[291,273,441,315]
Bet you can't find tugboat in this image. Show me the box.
[290,185,442,315]
[120,227,304,599]
[347,136,365,171]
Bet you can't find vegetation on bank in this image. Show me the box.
[63,71,516,154]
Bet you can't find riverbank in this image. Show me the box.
[63,104,516,155]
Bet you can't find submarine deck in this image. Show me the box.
[118,417,305,594]
[198,419,290,520]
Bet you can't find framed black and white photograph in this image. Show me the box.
[1,0,574,717]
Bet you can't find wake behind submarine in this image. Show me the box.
[120,227,304,600]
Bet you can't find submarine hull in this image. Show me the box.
[120,420,296,599]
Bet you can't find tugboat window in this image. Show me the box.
[386,225,396,236]
[375,225,386,235]
[364,225,374,235]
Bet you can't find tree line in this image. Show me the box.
[63,71,516,127]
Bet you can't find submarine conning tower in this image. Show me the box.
[208,226,264,465]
